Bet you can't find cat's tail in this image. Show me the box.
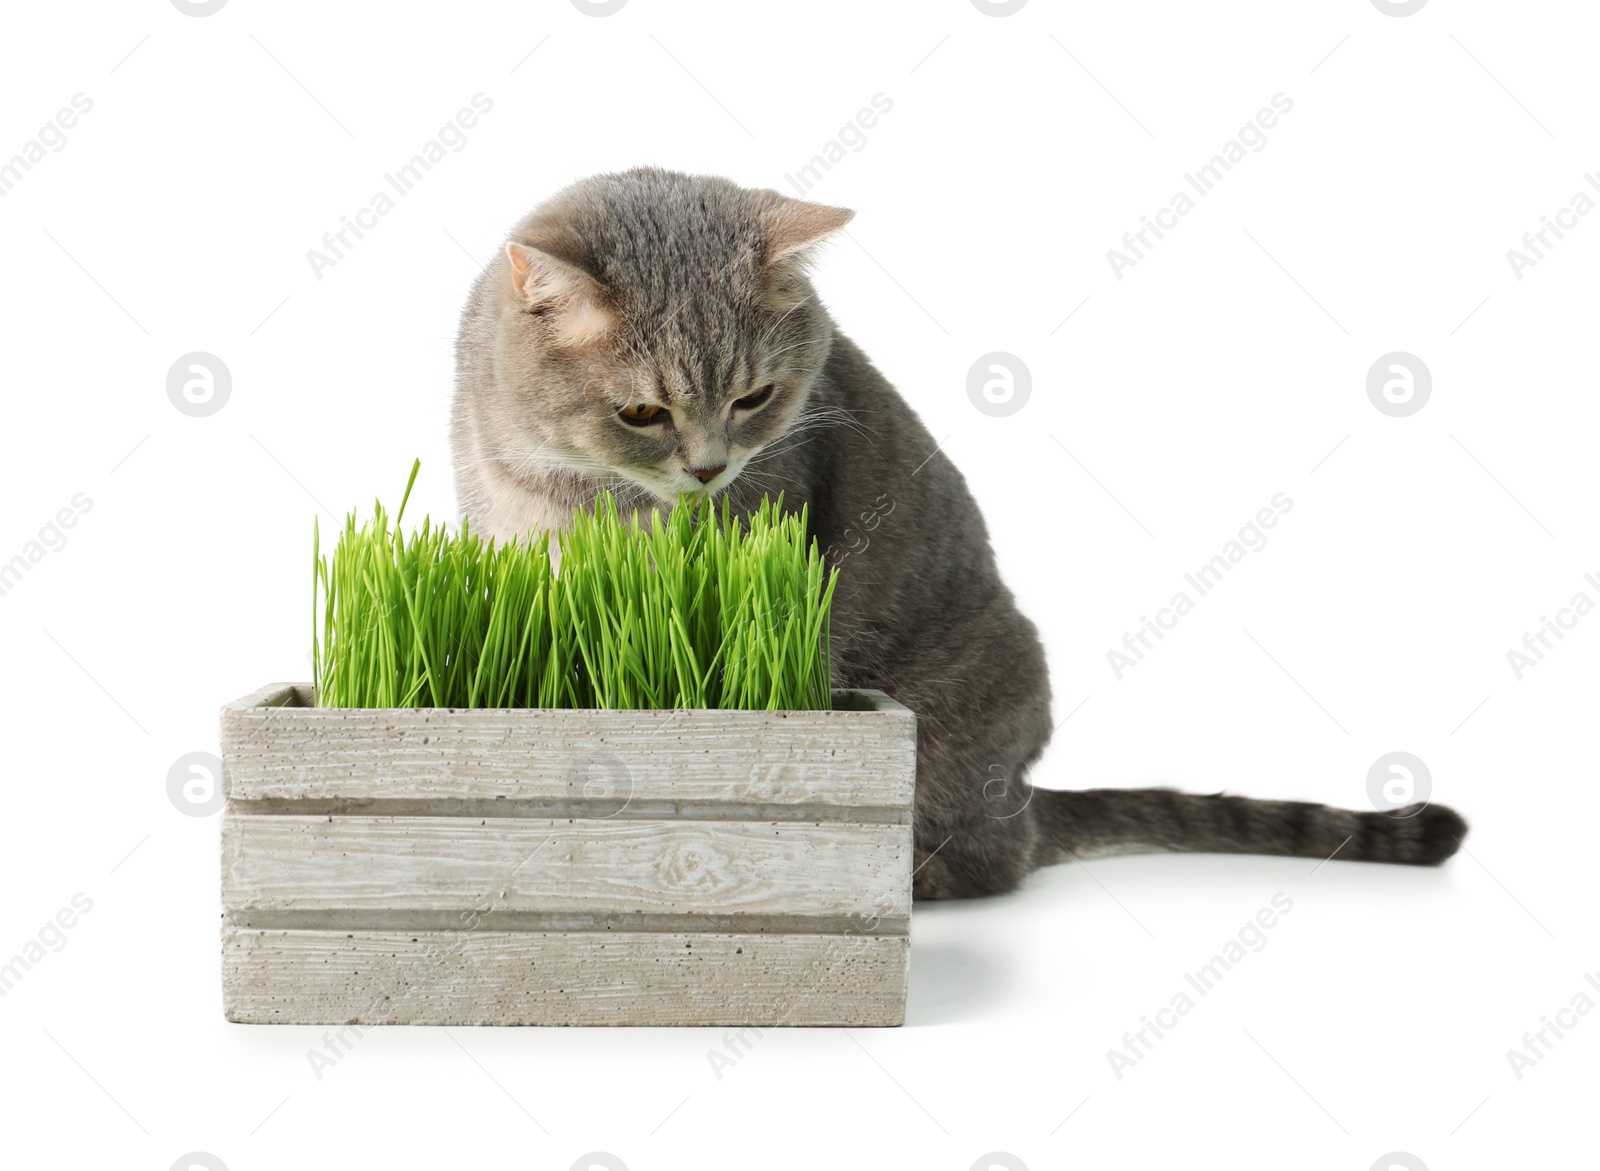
[1029,787,1467,869]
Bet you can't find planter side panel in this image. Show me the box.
[221,690,916,810]
[223,815,910,921]
[223,929,909,1027]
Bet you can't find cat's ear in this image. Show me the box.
[759,199,855,265]
[504,241,588,305]
[504,241,614,347]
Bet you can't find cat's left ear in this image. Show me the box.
[758,197,855,265]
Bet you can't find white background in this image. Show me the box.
[0,1,1594,1167]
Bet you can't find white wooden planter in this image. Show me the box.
[219,683,916,1027]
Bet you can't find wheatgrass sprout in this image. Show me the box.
[313,462,837,710]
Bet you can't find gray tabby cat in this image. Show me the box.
[452,167,1467,898]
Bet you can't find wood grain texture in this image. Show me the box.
[223,815,910,920]
[222,929,909,1026]
[219,683,917,1026]
[221,684,916,809]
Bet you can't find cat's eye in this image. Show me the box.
[733,384,775,413]
[617,402,667,426]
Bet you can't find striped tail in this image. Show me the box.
[1031,787,1467,869]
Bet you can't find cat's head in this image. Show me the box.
[480,168,852,503]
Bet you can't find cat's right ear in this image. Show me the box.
[504,241,614,347]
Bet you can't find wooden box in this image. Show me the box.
[219,683,916,1026]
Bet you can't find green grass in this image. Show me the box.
[312,461,838,710]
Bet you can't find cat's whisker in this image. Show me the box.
[756,292,817,350]
[482,444,614,478]
[762,337,824,364]
[744,434,823,466]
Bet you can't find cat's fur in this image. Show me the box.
[452,167,1467,898]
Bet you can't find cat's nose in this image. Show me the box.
[690,464,726,484]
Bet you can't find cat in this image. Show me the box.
[451,167,1467,899]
